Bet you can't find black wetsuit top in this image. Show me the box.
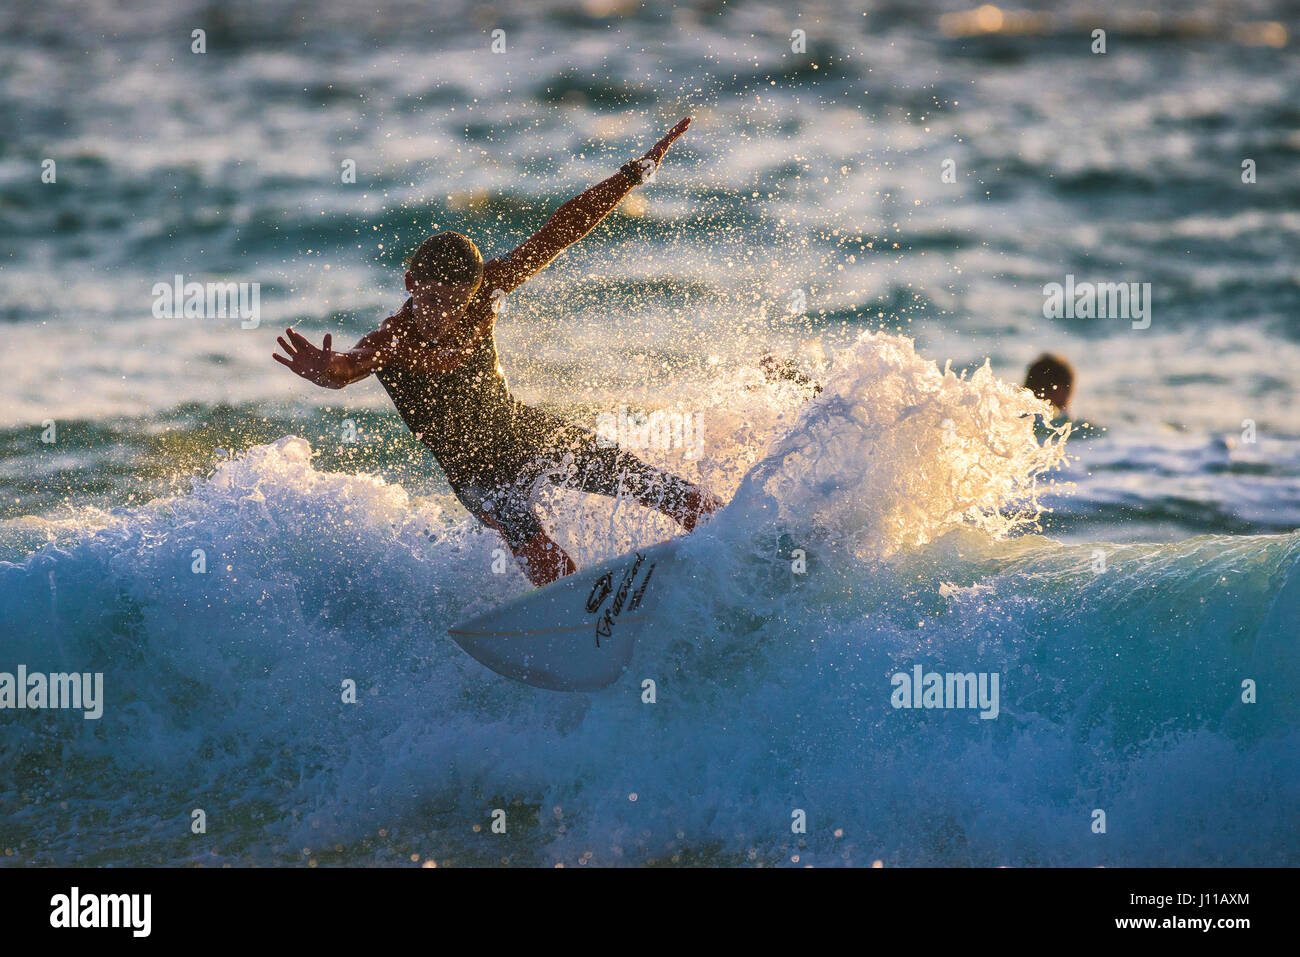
[375,297,560,489]
[375,295,698,549]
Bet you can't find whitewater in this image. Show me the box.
[2,333,1295,867]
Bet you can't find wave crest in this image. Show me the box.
[729,332,1070,557]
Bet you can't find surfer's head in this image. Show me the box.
[1024,353,1074,413]
[404,231,484,331]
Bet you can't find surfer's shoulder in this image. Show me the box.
[378,297,414,333]
[473,257,515,310]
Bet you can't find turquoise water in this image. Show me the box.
[0,0,1298,865]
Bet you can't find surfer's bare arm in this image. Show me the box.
[272,327,382,389]
[486,116,692,296]
[379,118,694,377]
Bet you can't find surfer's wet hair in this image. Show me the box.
[406,231,484,292]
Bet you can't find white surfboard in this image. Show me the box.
[447,538,683,691]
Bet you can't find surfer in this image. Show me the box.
[1023,353,1074,415]
[273,117,722,585]
[1023,352,1102,438]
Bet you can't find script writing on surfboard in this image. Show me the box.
[586,551,656,647]
[444,537,682,691]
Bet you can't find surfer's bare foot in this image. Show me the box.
[515,531,577,586]
[671,487,723,533]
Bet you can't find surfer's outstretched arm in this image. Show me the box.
[488,117,692,294]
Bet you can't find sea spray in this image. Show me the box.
[726,332,1072,558]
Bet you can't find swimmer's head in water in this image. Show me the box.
[404,232,484,330]
[1024,353,1074,413]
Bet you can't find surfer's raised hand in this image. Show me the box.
[641,116,691,169]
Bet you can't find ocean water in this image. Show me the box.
[1,0,1298,866]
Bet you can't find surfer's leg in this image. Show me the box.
[544,424,722,531]
[452,479,576,585]
[512,530,577,585]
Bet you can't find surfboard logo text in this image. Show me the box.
[586,553,655,647]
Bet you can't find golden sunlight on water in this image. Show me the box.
[939,5,1286,47]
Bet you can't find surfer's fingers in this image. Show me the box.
[659,117,691,148]
[644,119,689,162]
[276,335,297,357]
[286,327,314,350]
[272,352,294,368]
[662,116,690,136]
